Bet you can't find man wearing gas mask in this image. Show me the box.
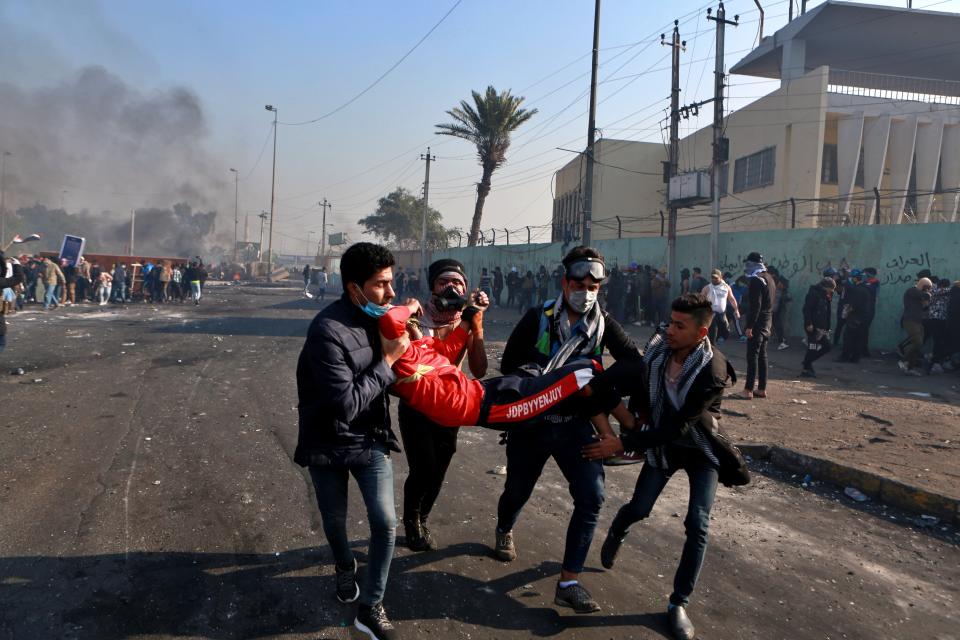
[494,246,642,613]
[399,259,489,552]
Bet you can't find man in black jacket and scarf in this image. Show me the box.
[295,242,410,640]
[740,251,776,398]
[801,277,836,377]
[494,246,642,614]
[585,293,738,640]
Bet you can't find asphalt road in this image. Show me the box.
[1,285,957,640]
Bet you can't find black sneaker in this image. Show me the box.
[335,558,359,604]
[554,582,601,613]
[800,366,816,378]
[600,529,625,569]
[355,602,397,640]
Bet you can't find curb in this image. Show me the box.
[736,443,960,527]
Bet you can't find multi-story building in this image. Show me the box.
[552,1,960,242]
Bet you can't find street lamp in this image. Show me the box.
[1,151,12,244]
[265,105,278,273]
[229,168,239,263]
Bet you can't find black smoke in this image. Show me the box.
[0,65,229,256]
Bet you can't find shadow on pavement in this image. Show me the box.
[0,543,670,639]
[152,317,311,338]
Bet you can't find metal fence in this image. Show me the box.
[828,69,960,106]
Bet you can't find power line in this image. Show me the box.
[280,0,463,126]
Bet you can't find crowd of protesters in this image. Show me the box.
[0,255,210,312]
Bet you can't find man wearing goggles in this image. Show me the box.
[494,246,642,614]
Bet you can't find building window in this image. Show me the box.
[733,147,776,193]
[821,144,865,187]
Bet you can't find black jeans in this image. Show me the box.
[744,333,769,391]
[609,448,718,607]
[398,403,459,524]
[802,330,831,368]
[497,420,604,574]
[841,321,865,362]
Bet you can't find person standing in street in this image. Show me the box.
[43,257,65,310]
[739,252,776,399]
[494,246,641,614]
[399,259,488,552]
[316,267,329,302]
[700,269,738,344]
[588,293,742,640]
[837,270,871,364]
[0,254,25,353]
[492,266,504,308]
[800,277,836,378]
[184,262,202,306]
[900,277,932,376]
[295,242,409,640]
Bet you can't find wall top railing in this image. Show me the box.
[828,69,960,106]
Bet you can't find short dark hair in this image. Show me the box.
[693,267,702,274]
[671,293,714,328]
[562,245,603,265]
[340,242,395,287]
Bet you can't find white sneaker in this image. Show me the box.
[778,341,789,351]
[897,360,908,372]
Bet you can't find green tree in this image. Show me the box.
[436,85,537,246]
[358,187,455,250]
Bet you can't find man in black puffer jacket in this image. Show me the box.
[801,277,836,377]
[295,242,410,640]
[740,251,776,398]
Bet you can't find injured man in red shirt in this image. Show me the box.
[379,300,631,436]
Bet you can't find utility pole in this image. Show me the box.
[244,213,249,243]
[0,151,11,243]
[662,22,685,290]
[707,4,738,272]
[229,168,239,263]
[258,211,268,260]
[265,104,278,270]
[581,0,602,246]
[319,198,331,267]
[129,209,136,256]
[420,148,436,280]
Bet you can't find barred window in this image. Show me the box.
[822,144,865,187]
[733,147,776,193]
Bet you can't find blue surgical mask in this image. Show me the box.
[354,287,391,318]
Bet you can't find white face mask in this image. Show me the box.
[566,289,598,314]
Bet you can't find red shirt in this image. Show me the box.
[379,306,483,426]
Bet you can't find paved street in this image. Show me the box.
[1,285,957,639]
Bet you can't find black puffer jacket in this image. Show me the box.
[744,271,777,336]
[294,295,399,467]
[802,284,832,331]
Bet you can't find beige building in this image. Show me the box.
[552,1,960,241]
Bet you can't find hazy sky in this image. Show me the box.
[3,0,957,253]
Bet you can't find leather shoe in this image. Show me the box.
[668,604,695,640]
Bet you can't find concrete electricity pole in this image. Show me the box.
[265,105,278,270]
[319,198,331,266]
[662,22,684,290]
[257,211,268,260]
[129,210,136,256]
[420,148,436,280]
[229,168,239,263]
[0,151,11,244]
[581,0,602,246]
[707,4,738,272]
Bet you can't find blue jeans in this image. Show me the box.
[308,445,397,606]
[497,419,604,574]
[610,450,719,606]
[112,282,126,302]
[43,284,58,309]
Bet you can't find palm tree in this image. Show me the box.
[436,86,537,246]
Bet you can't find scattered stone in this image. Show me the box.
[10,368,25,376]
[791,399,809,405]
[868,437,892,444]
[489,465,507,476]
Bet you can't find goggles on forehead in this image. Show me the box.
[564,258,607,282]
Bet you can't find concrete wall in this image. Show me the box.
[432,222,959,348]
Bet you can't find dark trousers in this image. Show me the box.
[860,318,874,357]
[493,286,503,307]
[802,330,832,368]
[609,449,718,607]
[497,420,604,574]
[399,403,459,524]
[708,314,730,344]
[479,360,596,427]
[744,333,769,391]
[841,321,865,362]
[925,318,949,363]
